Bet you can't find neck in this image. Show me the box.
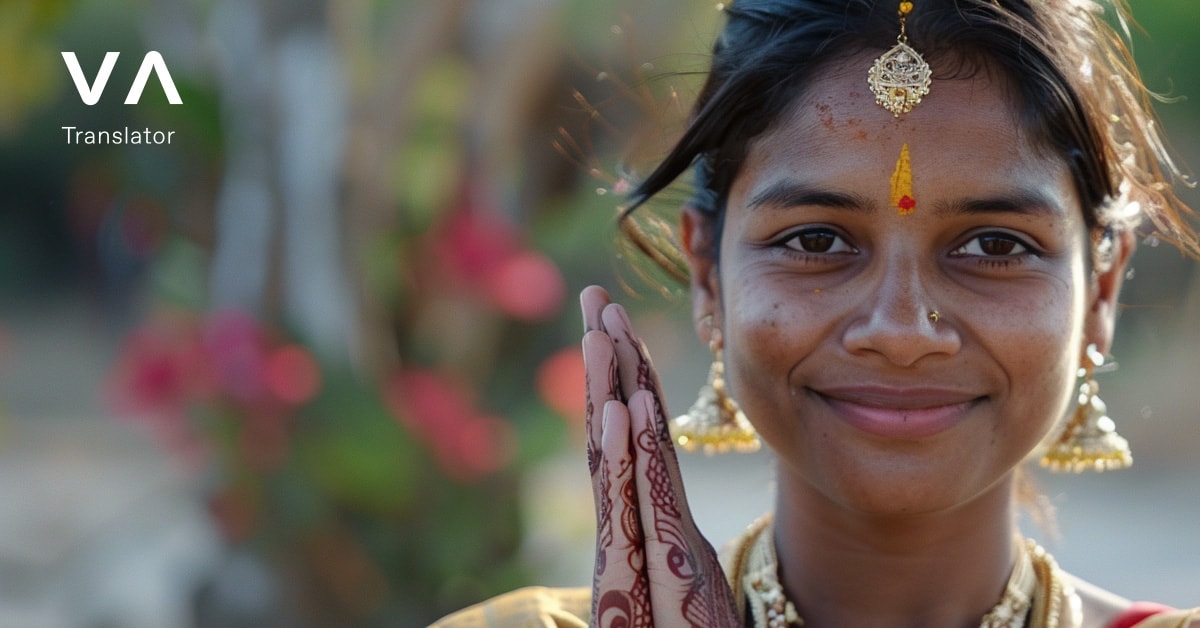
[772,469,1020,628]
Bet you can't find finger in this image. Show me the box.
[592,400,652,628]
[629,390,738,626]
[583,329,618,485]
[600,304,693,508]
[599,303,677,445]
[600,303,650,403]
[629,390,692,580]
[580,285,612,333]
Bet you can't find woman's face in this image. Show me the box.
[685,54,1129,516]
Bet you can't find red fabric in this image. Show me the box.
[1106,602,1175,628]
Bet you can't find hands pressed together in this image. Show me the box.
[581,286,742,628]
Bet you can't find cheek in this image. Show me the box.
[724,272,827,361]
[719,270,836,417]
[970,273,1087,436]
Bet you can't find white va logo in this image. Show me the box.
[61,51,183,106]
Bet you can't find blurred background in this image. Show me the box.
[0,0,1196,625]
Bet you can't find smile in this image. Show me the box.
[811,386,983,440]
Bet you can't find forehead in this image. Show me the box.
[743,51,1054,183]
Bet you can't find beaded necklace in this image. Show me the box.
[734,517,1081,628]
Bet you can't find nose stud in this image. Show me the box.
[927,310,941,324]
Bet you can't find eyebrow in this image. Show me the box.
[746,180,1067,218]
[745,181,875,213]
[933,191,1066,218]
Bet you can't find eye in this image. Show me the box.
[951,233,1031,257]
[782,228,855,254]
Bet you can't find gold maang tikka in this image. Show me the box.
[868,1,932,117]
[670,323,761,455]
[1040,344,1133,473]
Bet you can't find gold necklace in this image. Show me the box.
[736,517,1081,628]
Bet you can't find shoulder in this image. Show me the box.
[1069,574,1200,628]
[428,586,591,628]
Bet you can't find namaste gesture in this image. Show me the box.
[581,285,742,628]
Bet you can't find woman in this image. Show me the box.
[435,0,1199,626]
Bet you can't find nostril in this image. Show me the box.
[841,301,961,367]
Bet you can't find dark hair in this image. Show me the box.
[620,0,1197,282]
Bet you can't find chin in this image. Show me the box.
[779,439,1019,519]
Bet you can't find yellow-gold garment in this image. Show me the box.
[431,586,589,628]
[430,521,1198,628]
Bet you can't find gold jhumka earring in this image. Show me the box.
[670,321,761,455]
[1040,344,1133,473]
[868,1,932,117]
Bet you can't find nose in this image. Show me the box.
[841,257,961,367]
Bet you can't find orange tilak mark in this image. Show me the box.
[890,143,915,215]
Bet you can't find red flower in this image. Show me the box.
[384,369,516,482]
[429,197,565,321]
[536,346,586,423]
[265,344,322,405]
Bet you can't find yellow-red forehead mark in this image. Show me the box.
[890,143,915,216]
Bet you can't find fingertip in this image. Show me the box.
[627,390,664,445]
[600,303,633,340]
[582,328,610,352]
[600,401,631,449]
[628,389,656,419]
[580,285,611,332]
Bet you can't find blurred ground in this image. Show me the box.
[0,296,221,627]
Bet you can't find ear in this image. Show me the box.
[1083,228,1135,355]
[681,206,721,345]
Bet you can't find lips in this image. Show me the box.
[811,386,982,440]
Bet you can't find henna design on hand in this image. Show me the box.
[586,377,599,476]
[584,290,740,628]
[595,451,613,577]
[633,383,741,627]
[594,444,654,628]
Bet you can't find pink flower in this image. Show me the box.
[486,251,566,321]
[384,370,477,436]
[203,310,269,403]
[434,210,520,287]
[106,316,214,464]
[432,415,516,483]
[108,319,209,422]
